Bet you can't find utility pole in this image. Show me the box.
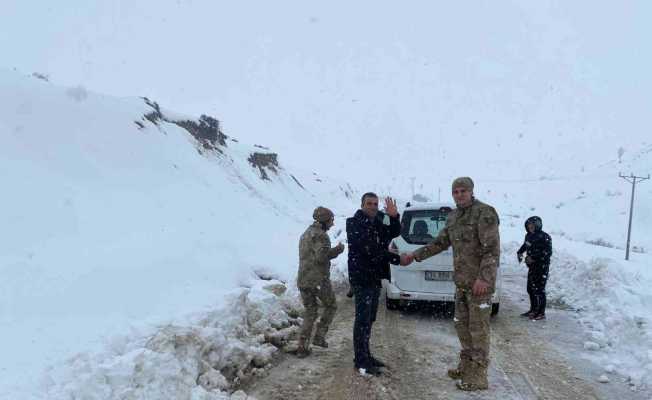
[619,173,650,260]
[410,177,416,199]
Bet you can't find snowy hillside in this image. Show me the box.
[2,1,651,396]
[4,1,651,191]
[0,69,358,399]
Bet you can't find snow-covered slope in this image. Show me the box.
[4,2,651,190]
[0,69,358,399]
[483,145,652,253]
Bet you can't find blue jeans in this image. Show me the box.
[352,285,380,367]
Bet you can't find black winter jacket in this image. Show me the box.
[347,210,401,288]
[517,216,552,266]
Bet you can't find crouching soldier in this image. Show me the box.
[517,216,552,320]
[296,207,345,357]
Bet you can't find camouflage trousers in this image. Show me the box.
[454,287,492,367]
[298,280,337,343]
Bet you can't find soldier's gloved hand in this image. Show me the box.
[517,253,523,263]
[335,242,345,253]
[525,255,533,265]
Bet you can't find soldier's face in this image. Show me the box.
[362,197,379,218]
[452,187,472,208]
[527,222,535,233]
[326,217,334,230]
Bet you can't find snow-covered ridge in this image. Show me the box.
[0,69,359,399]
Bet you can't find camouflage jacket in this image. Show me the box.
[297,222,343,288]
[413,199,500,291]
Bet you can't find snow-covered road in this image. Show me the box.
[244,275,651,400]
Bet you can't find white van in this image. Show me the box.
[383,202,501,315]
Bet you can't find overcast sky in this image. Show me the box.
[3,0,651,192]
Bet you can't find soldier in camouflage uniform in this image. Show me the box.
[296,206,345,357]
[401,177,500,391]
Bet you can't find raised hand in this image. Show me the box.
[384,197,398,218]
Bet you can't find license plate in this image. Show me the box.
[424,271,452,281]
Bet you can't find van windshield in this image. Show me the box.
[401,208,451,245]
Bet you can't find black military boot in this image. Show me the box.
[370,356,387,368]
[355,364,382,377]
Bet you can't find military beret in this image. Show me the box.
[313,206,334,223]
[452,177,474,191]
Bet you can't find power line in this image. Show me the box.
[478,174,615,183]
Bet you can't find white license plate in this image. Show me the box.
[424,271,452,281]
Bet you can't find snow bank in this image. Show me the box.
[42,279,303,400]
[545,248,652,389]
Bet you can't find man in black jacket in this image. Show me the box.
[517,216,552,320]
[346,192,401,376]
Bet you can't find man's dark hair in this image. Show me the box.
[360,192,378,206]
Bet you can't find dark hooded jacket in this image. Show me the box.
[346,209,401,288]
[517,216,552,266]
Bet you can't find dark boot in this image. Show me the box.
[355,364,382,376]
[295,338,312,358]
[456,361,488,391]
[447,355,470,380]
[530,313,546,321]
[370,356,387,368]
[312,335,329,348]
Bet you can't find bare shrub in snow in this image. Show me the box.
[32,72,49,82]
[586,238,615,248]
[605,189,622,197]
[66,85,88,102]
[632,246,646,254]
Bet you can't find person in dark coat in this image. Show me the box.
[346,192,401,376]
[517,216,552,320]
